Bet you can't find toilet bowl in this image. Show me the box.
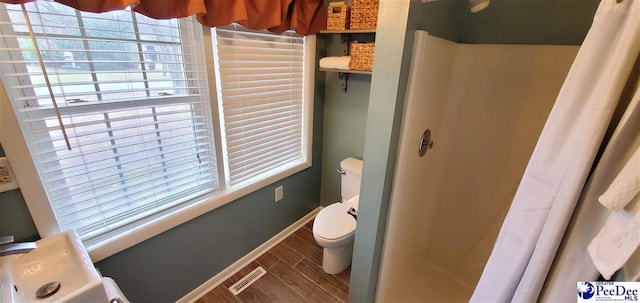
[313,195,359,274]
[313,157,363,274]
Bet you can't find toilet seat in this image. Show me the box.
[313,202,356,241]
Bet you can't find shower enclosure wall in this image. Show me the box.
[376,31,579,302]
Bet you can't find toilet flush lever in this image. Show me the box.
[336,168,346,175]
[347,207,357,220]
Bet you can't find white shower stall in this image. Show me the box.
[376,31,579,302]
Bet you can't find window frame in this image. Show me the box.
[0,12,316,261]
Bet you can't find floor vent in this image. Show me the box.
[228,266,267,296]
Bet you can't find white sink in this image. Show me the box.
[0,230,108,303]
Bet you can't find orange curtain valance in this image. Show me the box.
[1,0,327,35]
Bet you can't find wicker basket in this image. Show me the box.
[327,2,350,31]
[350,0,378,30]
[350,42,375,71]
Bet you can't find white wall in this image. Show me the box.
[377,32,578,302]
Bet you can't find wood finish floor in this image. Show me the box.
[196,219,351,303]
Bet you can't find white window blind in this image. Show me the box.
[0,3,218,243]
[213,24,305,186]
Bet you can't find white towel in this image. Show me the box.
[626,248,640,282]
[624,196,640,282]
[588,146,640,279]
[319,56,351,70]
[599,147,640,210]
[587,199,640,279]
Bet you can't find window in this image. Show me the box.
[0,3,313,260]
[213,25,306,186]
[0,3,217,245]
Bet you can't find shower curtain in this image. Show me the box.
[541,60,639,302]
[471,1,640,302]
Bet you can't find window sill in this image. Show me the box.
[86,160,311,262]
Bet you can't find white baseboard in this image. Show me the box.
[177,206,322,303]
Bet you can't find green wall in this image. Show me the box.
[0,190,38,242]
[319,34,372,205]
[460,0,599,44]
[0,144,39,242]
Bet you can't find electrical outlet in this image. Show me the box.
[275,185,283,202]
[0,157,19,192]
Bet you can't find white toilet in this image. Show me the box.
[313,157,363,274]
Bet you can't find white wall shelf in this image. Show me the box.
[319,30,376,91]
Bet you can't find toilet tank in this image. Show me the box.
[341,157,363,201]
